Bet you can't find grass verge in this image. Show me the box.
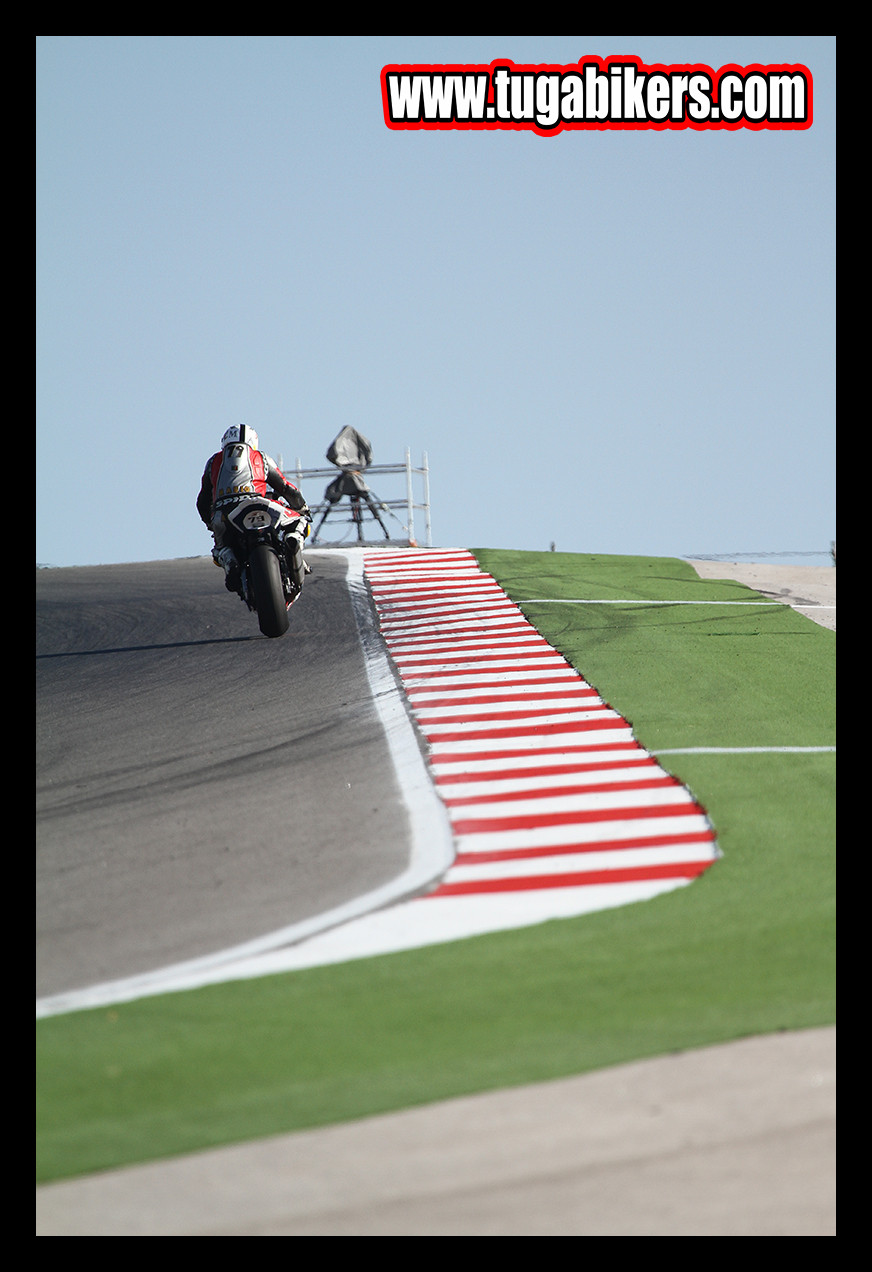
[36,551,835,1182]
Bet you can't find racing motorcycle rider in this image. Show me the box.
[197,424,311,594]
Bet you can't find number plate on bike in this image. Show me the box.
[242,508,272,530]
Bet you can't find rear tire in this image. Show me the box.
[250,543,290,638]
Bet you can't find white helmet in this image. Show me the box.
[221,424,259,451]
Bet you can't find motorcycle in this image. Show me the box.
[220,495,311,638]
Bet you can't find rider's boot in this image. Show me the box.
[213,546,241,593]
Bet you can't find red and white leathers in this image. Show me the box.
[197,435,309,574]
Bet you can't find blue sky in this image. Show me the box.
[36,36,835,567]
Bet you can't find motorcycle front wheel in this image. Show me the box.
[250,543,290,638]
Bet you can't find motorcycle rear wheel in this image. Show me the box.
[250,543,290,638]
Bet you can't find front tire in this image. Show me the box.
[250,543,290,638]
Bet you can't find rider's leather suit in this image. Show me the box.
[197,443,308,587]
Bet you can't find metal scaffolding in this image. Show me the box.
[285,448,432,548]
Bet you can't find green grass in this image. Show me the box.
[473,549,835,751]
[36,551,835,1183]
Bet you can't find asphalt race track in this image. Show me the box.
[36,553,416,1001]
[36,556,836,1235]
